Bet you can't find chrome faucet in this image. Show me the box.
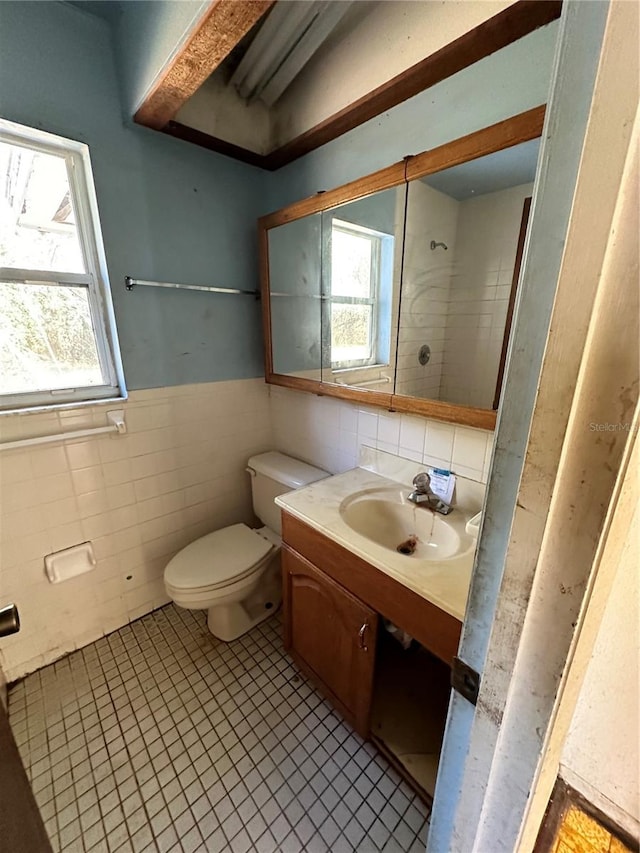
[407,472,453,515]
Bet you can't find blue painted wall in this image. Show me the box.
[0,0,559,393]
[112,0,210,118]
[0,0,268,391]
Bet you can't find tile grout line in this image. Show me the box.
[8,604,430,853]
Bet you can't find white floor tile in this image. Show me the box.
[9,604,430,852]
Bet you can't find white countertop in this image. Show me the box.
[276,465,482,622]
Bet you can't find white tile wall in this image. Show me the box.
[0,379,273,681]
[396,182,459,399]
[269,386,493,484]
[396,181,532,408]
[0,378,493,682]
[439,183,533,407]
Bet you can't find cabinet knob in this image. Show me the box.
[358,622,368,651]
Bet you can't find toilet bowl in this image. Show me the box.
[164,452,328,641]
[164,523,281,641]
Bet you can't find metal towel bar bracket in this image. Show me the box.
[0,410,126,452]
[125,276,260,299]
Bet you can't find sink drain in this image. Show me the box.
[397,535,418,555]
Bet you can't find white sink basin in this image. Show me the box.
[339,487,474,562]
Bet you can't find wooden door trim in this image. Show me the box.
[282,513,462,666]
[134,0,275,130]
[161,1,561,170]
[446,0,639,843]
[534,778,639,853]
[493,196,532,409]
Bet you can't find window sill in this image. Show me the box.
[0,394,128,418]
[331,364,390,375]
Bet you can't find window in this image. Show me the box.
[0,119,124,411]
[329,219,393,369]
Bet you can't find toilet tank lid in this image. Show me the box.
[247,452,329,488]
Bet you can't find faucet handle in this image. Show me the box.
[412,472,431,493]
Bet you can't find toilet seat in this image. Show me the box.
[165,523,274,594]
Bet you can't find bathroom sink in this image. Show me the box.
[339,487,473,562]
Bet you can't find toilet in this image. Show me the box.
[164,452,328,641]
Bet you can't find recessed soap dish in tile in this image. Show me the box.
[44,541,96,583]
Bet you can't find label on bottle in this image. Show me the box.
[428,468,456,504]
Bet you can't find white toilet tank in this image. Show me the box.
[247,452,328,535]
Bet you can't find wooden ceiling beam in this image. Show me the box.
[162,0,562,170]
[134,0,275,131]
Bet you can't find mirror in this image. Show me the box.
[259,107,545,429]
[397,138,538,408]
[319,187,406,393]
[268,213,321,379]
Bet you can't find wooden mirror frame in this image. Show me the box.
[258,105,545,430]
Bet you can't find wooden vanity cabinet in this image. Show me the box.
[281,511,465,800]
[281,513,462,666]
[281,511,464,741]
[282,547,378,738]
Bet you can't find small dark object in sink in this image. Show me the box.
[397,534,418,555]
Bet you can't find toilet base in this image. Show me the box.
[206,554,282,642]
[206,599,279,642]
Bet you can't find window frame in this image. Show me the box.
[0,118,126,413]
[329,218,384,370]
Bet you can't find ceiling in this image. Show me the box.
[222,0,353,108]
[423,138,540,201]
[62,0,559,171]
[66,0,353,109]
[64,1,123,25]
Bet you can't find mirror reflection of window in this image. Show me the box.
[320,185,405,392]
[329,219,393,369]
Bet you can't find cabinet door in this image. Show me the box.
[282,546,378,737]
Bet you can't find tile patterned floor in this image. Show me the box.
[8,605,429,853]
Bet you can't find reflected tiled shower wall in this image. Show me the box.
[397,182,458,399]
[439,183,533,408]
[0,379,273,681]
[397,181,533,408]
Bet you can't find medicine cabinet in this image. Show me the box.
[259,106,544,429]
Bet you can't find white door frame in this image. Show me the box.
[428,1,639,849]
[521,405,639,848]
